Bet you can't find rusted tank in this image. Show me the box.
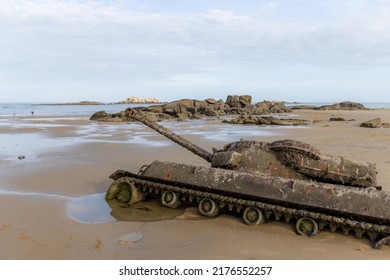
[124,109,377,188]
[106,108,390,249]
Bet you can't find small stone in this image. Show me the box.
[329,117,346,121]
[18,155,25,160]
[360,118,382,128]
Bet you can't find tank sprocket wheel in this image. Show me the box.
[296,217,319,237]
[161,190,181,208]
[105,177,145,205]
[243,207,265,226]
[198,198,219,217]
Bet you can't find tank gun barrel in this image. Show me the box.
[125,108,213,163]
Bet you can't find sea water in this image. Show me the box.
[1,102,390,117]
[0,103,141,117]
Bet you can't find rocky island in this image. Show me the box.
[41,101,105,105]
[116,96,161,104]
[90,95,296,124]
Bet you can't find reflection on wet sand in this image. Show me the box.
[67,193,206,224]
[108,199,186,222]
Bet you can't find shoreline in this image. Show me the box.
[0,109,389,259]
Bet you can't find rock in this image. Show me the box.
[205,98,217,104]
[318,101,368,110]
[112,111,126,119]
[227,115,259,125]
[239,95,252,106]
[176,113,190,120]
[223,115,308,126]
[18,155,25,160]
[224,94,252,108]
[225,95,242,108]
[289,105,318,110]
[204,107,220,117]
[90,111,110,120]
[255,117,271,125]
[143,105,163,114]
[360,118,388,128]
[255,101,291,114]
[329,117,346,121]
[140,112,160,122]
[180,99,195,107]
[163,99,193,114]
[163,108,176,115]
[267,117,308,126]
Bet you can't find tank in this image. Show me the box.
[105,108,390,249]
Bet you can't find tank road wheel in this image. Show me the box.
[295,217,319,237]
[105,177,145,205]
[198,198,219,217]
[161,190,181,208]
[243,207,265,226]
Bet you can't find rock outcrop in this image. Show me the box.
[317,101,368,110]
[289,101,369,111]
[90,95,292,122]
[222,115,308,126]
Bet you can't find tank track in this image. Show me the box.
[113,171,390,249]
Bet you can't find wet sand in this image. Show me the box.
[0,109,389,259]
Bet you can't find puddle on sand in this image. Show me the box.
[116,232,144,244]
[0,133,76,161]
[68,193,115,224]
[67,193,186,224]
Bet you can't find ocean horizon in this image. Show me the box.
[1,101,390,117]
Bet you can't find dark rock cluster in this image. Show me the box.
[90,95,292,122]
[222,115,308,126]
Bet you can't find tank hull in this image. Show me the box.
[140,161,390,225]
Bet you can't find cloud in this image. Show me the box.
[0,0,390,101]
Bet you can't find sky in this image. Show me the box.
[1,0,390,103]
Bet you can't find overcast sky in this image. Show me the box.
[1,0,390,103]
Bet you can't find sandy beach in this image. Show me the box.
[0,109,389,260]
